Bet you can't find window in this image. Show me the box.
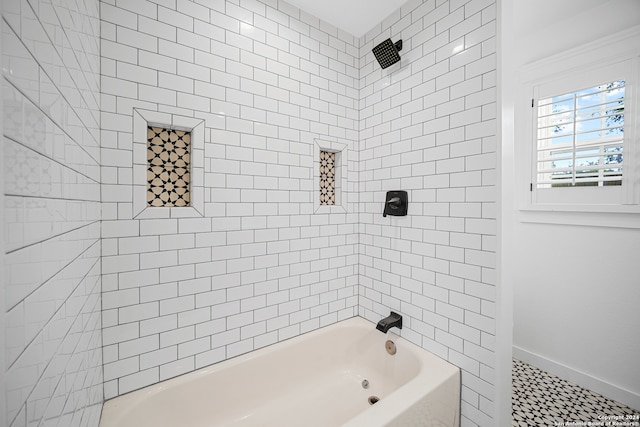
[515,26,640,225]
[535,80,625,190]
[528,59,636,208]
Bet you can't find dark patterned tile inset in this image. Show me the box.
[512,358,639,427]
[147,127,191,207]
[320,150,335,205]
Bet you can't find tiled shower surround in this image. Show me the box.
[101,0,497,425]
[3,0,497,425]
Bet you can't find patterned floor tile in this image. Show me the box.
[512,359,639,427]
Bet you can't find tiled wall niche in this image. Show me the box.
[133,109,205,218]
[147,126,192,207]
[319,150,335,205]
[314,139,348,213]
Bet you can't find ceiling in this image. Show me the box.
[513,0,604,38]
[284,0,411,38]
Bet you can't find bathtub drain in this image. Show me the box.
[368,396,380,405]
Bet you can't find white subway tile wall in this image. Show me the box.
[358,1,497,426]
[2,0,103,426]
[100,0,497,425]
[100,0,359,401]
[2,0,497,425]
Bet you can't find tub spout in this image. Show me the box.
[376,312,403,333]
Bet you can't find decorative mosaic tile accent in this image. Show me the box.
[319,150,335,205]
[512,359,640,426]
[147,127,191,207]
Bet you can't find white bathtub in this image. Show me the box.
[99,317,460,427]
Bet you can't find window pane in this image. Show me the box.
[536,80,625,189]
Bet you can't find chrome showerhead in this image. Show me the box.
[372,38,403,69]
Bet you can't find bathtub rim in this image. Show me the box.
[99,315,460,427]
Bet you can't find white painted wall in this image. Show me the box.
[513,224,640,405]
[506,0,640,409]
[495,1,515,424]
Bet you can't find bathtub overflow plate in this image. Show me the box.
[385,340,397,355]
[361,379,369,389]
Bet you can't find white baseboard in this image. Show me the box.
[513,346,640,411]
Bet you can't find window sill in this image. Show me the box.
[518,207,640,229]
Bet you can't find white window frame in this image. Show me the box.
[516,27,640,227]
[532,61,630,204]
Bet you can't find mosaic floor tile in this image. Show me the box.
[512,359,639,427]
